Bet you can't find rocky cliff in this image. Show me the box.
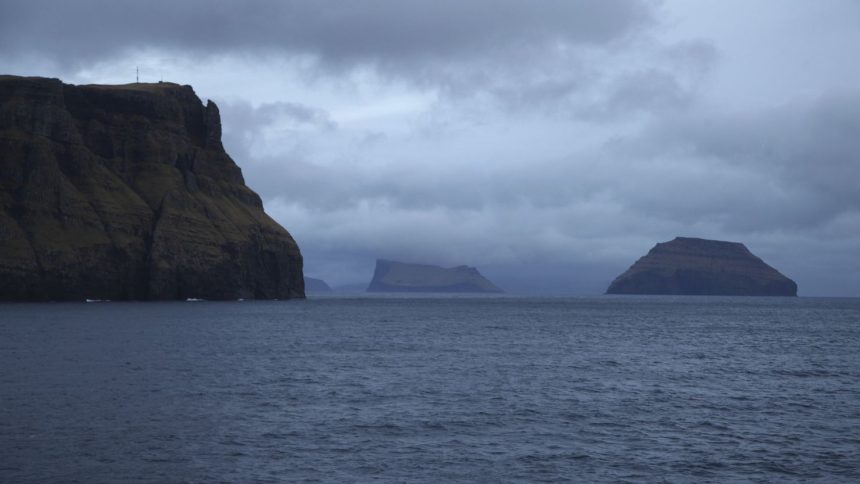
[0,75,303,301]
[606,237,797,296]
[367,259,503,293]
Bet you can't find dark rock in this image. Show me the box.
[367,259,503,293]
[0,75,304,301]
[304,277,332,293]
[606,237,797,296]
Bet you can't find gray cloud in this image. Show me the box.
[2,0,713,120]
[220,100,336,152]
[0,0,653,67]
[626,90,860,229]
[0,0,674,115]
[232,89,860,232]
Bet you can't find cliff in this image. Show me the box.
[367,259,503,293]
[606,237,797,296]
[304,277,332,294]
[0,75,303,301]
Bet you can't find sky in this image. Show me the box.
[2,0,859,296]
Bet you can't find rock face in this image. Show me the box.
[606,237,797,296]
[367,259,503,293]
[0,75,304,301]
[304,277,332,294]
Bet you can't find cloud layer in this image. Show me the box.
[1,1,651,66]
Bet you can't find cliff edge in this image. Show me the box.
[367,259,503,293]
[606,237,797,296]
[0,75,303,300]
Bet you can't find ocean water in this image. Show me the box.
[1,296,859,482]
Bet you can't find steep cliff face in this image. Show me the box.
[0,75,303,301]
[606,237,797,296]
[367,259,503,293]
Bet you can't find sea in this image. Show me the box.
[1,295,859,483]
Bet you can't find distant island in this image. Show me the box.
[304,277,332,294]
[0,75,304,301]
[367,259,503,293]
[607,237,797,296]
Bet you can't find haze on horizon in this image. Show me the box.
[2,0,859,296]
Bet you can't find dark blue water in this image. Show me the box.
[2,296,859,482]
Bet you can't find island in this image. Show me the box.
[0,75,304,301]
[304,277,332,294]
[606,237,797,296]
[367,259,503,293]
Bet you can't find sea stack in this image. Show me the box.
[0,75,304,301]
[607,237,797,296]
[367,259,503,293]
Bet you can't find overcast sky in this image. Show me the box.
[2,0,859,295]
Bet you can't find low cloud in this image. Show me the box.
[1,1,653,68]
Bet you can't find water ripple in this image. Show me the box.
[1,296,859,482]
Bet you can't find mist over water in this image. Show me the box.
[2,296,859,482]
